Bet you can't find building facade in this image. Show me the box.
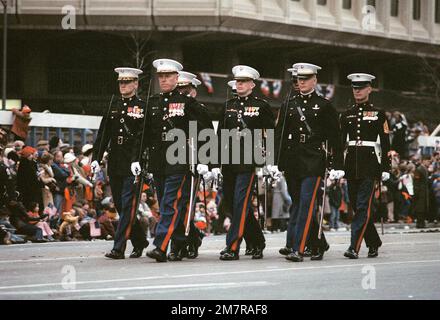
[2,0,440,125]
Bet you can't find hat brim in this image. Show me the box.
[234,77,254,81]
[118,77,138,81]
[156,70,179,74]
[297,74,315,80]
[351,82,372,88]
[177,82,192,87]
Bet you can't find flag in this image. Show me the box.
[316,84,335,100]
[200,73,214,94]
[272,80,282,98]
[260,79,270,97]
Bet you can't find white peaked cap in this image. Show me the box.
[114,67,143,80]
[232,65,260,80]
[153,59,183,73]
[287,64,299,76]
[347,73,376,88]
[295,63,322,78]
[178,71,201,87]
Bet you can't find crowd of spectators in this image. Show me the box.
[0,107,439,245]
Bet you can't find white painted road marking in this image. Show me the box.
[0,259,439,291]
[0,281,272,296]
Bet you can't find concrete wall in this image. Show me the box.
[5,0,439,46]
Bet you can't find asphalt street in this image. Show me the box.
[0,228,439,300]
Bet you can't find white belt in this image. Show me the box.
[348,141,377,147]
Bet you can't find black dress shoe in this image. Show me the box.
[344,247,359,259]
[219,250,239,261]
[187,237,202,259]
[311,244,330,261]
[252,243,265,260]
[168,241,184,261]
[245,247,255,256]
[129,247,144,258]
[285,251,303,262]
[279,247,292,256]
[303,247,312,257]
[105,249,125,260]
[181,246,189,259]
[368,247,379,258]
[186,245,198,259]
[146,248,167,262]
[168,250,183,261]
[252,249,263,260]
[129,240,149,258]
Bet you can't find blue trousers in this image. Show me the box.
[223,172,264,252]
[153,173,193,252]
[347,178,382,253]
[155,174,203,249]
[110,175,147,253]
[285,175,328,253]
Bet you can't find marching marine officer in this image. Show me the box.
[273,63,345,262]
[277,64,310,256]
[176,71,201,98]
[341,73,391,259]
[277,64,312,258]
[175,70,205,259]
[92,67,148,259]
[216,65,275,261]
[144,59,213,262]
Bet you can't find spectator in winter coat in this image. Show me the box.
[11,106,32,142]
[413,156,431,228]
[51,150,69,215]
[16,146,43,211]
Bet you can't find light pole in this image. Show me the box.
[1,0,7,110]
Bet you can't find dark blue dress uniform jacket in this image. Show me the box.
[218,94,275,173]
[93,95,146,177]
[142,89,213,176]
[340,102,391,180]
[275,91,343,178]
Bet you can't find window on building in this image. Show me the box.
[436,0,440,23]
[342,0,351,10]
[317,0,327,6]
[391,0,399,17]
[413,0,421,20]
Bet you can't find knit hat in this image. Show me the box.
[20,146,37,158]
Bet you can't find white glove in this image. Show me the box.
[197,164,209,176]
[202,171,215,183]
[131,162,141,176]
[211,168,222,179]
[267,165,282,180]
[91,161,101,174]
[329,170,345,180]
[382,172,390,182]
